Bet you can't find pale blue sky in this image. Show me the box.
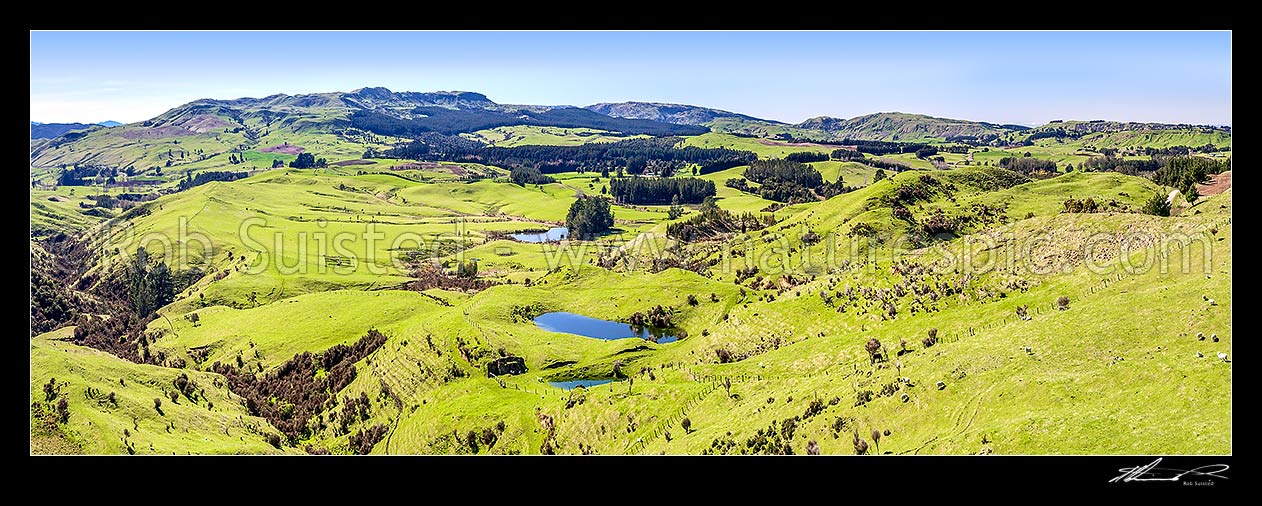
[30,31,1231,126]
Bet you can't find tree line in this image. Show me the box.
[510,167,556,186]
[350,106,706,137]
[379,135,756,177]
[999,156,1058,174]
[178,170,248,191]
[784,152,829,163]
[609,177,716,205]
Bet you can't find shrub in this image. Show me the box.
[681,417,693,433]
[480,427,499,448]
[806,440,821,455]
[43,378,57,401]
[852,432,869,455]
[56,398,70,424]
[348,424,388,455]
[803,398,825,418]
[267,433,282,448]
[1056,296,1070,310]
[1142,192,1171,217]
[687,294,699,306]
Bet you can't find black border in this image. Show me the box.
[26,16,1232,496]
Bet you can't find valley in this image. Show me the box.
[30,87,1232,456]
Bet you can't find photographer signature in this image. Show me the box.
[1110,458,1229,483]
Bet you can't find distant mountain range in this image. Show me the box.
[585,101,773,126]
[30,121,122,139]
[29,87,1232,168]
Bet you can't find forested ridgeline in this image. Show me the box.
[351,106,707,137]
[381,135,756,175]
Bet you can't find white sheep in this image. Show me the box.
[1197,332,1205,340]
[1196,351,1204,358]
[1212,334,1219,342]
[1218,352,1228,362]
[1209,299,1217,306]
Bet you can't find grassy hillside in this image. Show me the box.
[29,90,1232,455]
[31,330,288,455]
[31,167,1232,454]
[679,133,838,159]
[463,126,648,147]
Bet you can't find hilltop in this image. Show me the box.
[585,101,773,126]
[795,112,1027,142]
[30,121,121,139]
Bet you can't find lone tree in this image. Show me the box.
[153,397,163,415]
[872,429,882,454]
[865,338,883,364]
[681,417,693,433]
[668,194,685,220]
[565,196,615,240]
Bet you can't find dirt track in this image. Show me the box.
[1197,170,1232,196]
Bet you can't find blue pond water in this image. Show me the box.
[533,312,679,343]
[548,379,614,390]
[510,227,569,243]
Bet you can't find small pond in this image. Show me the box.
[533,311,678,343]
[510,227,569,243]
[548,379,614,390]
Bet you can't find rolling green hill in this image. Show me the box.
[29,87,1232,456]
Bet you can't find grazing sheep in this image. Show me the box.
[1217,352,1228,362]
[1209,299,1217,306]
[1196,351,1203,358]
[1197,332,1205,341]
[900,393,910,403]
[1202,294,1209,301]
[936,381,946,390]
[1212,334,1219,342]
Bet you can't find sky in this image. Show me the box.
[30,31,1231,126]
